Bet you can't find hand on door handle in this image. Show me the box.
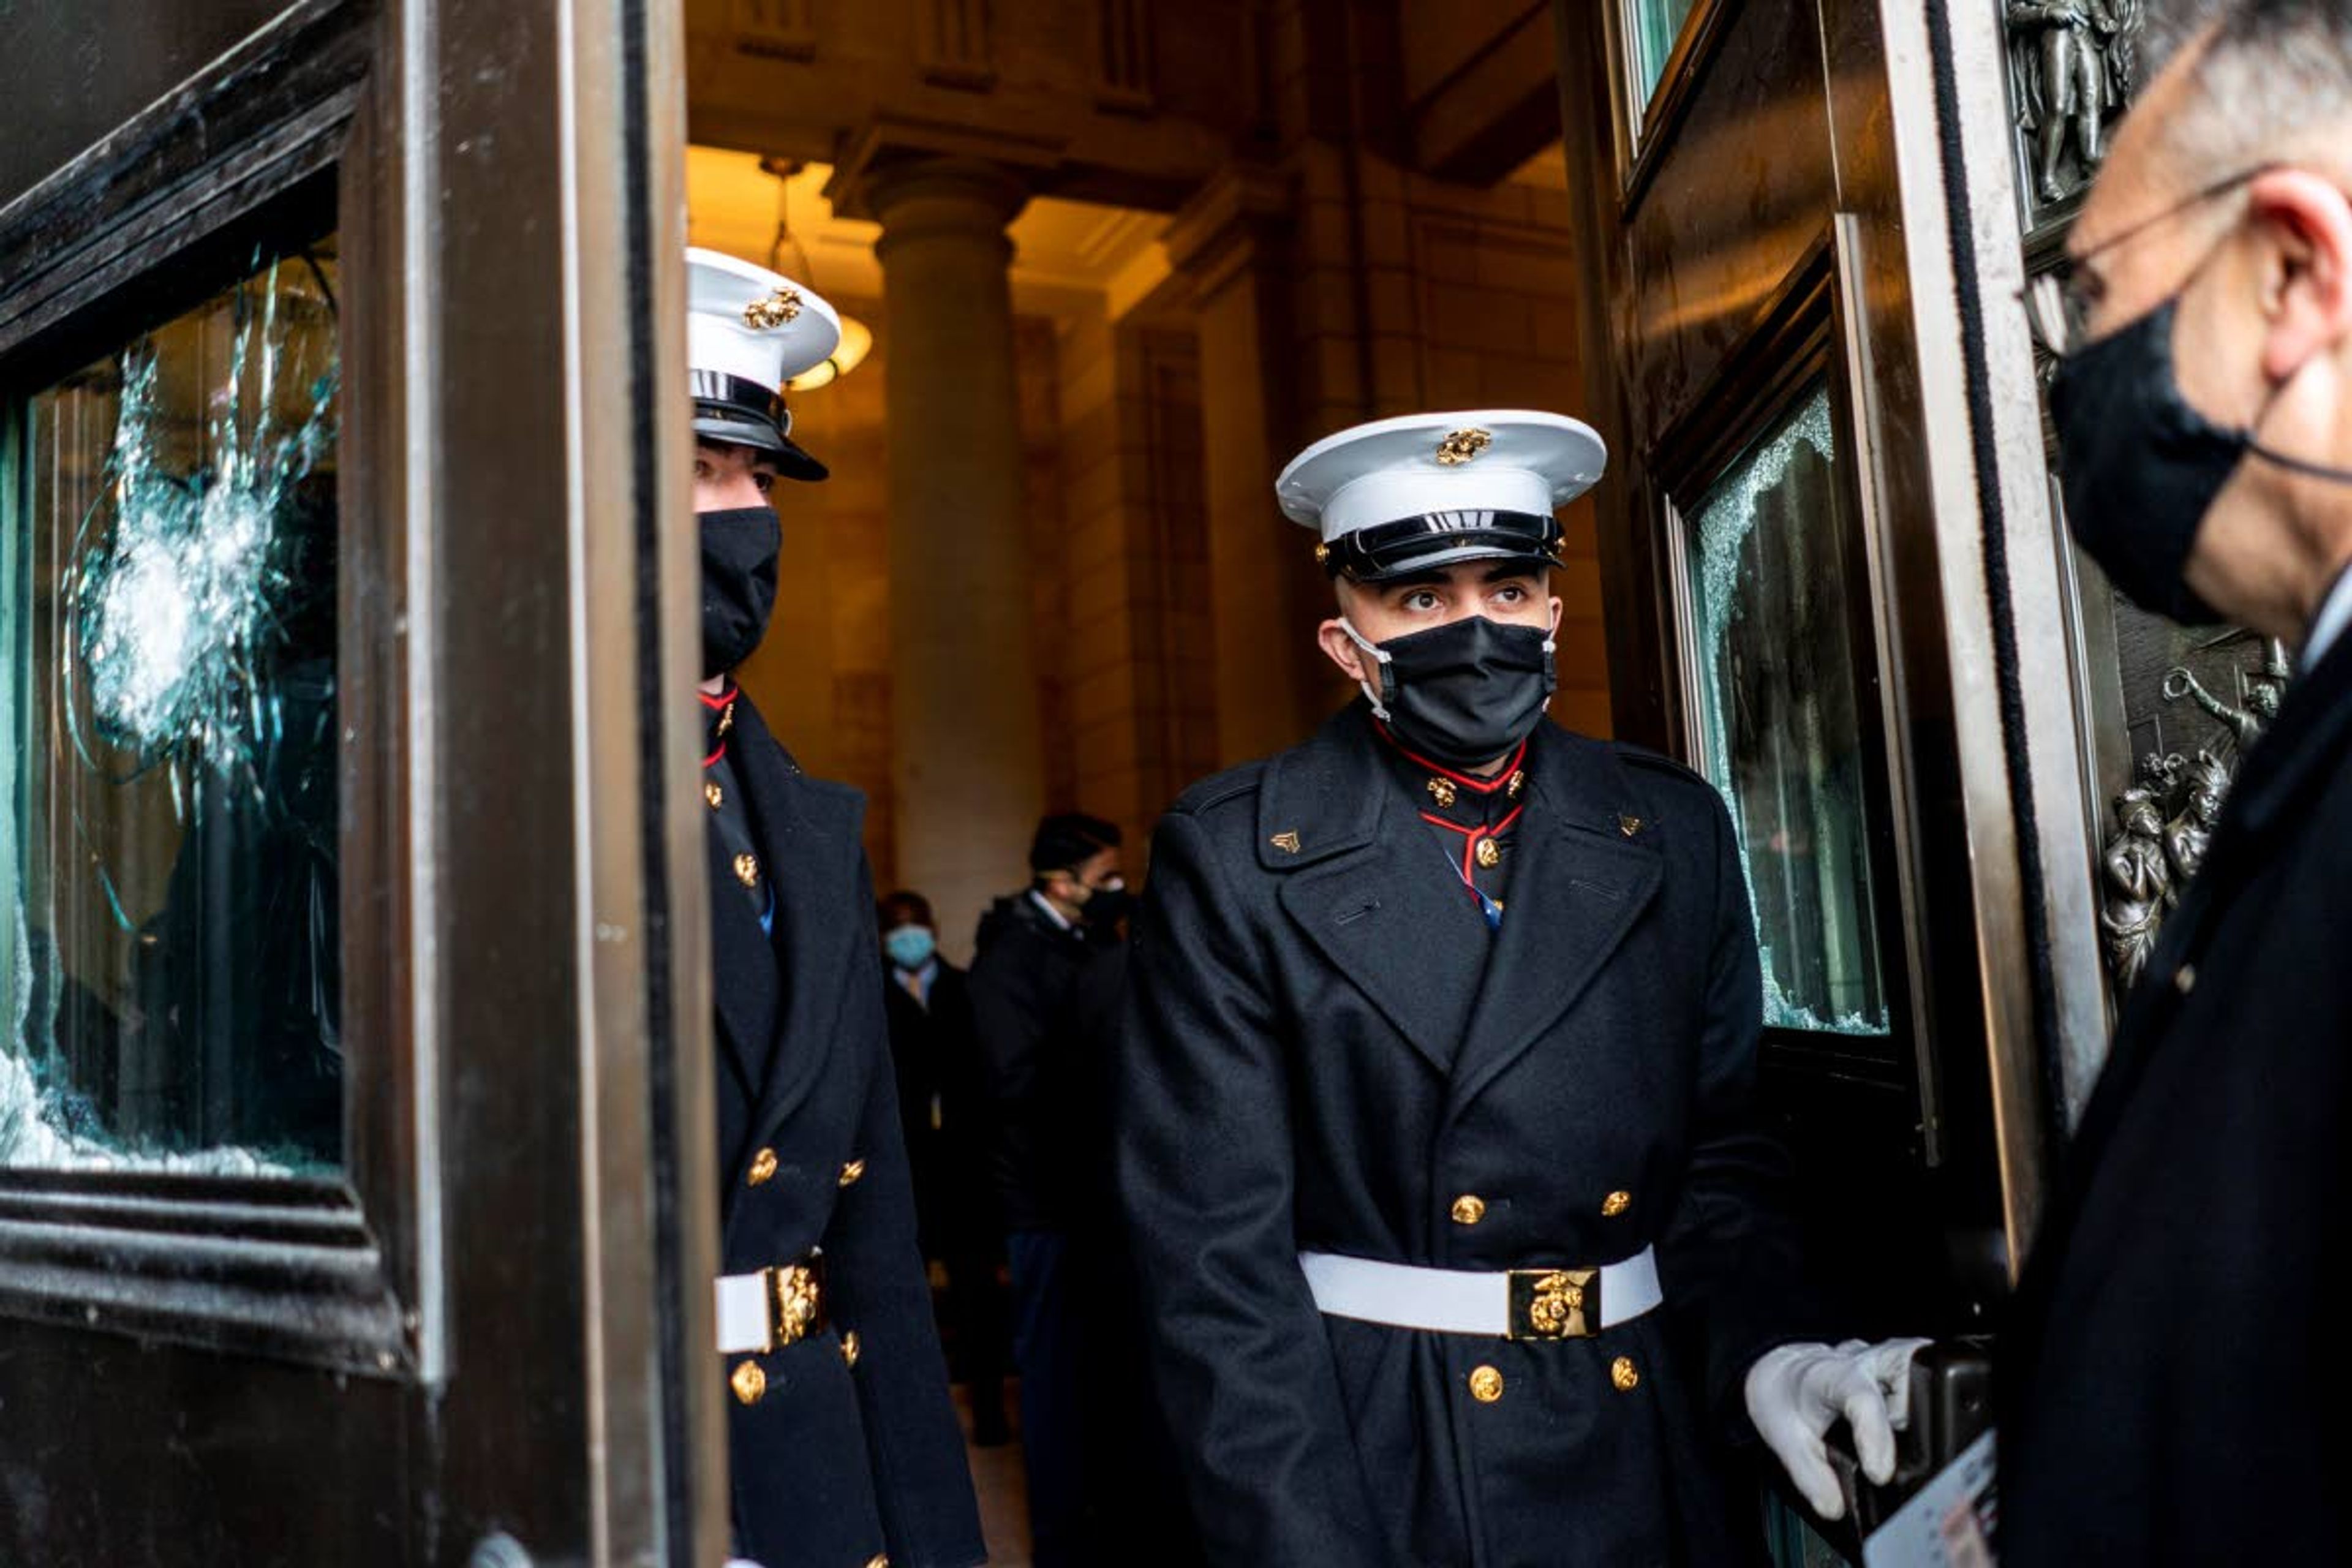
[1744,1337,1932,1520]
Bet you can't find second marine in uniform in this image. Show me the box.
[1116,410,1923,1566]
[687,248,984,1568]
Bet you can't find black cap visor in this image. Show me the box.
[690,369,827,481]
[1320,508,1564,582]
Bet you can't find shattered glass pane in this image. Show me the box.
[1630,0,1698,108]
[1686,383,1891,1037]
[1,233,343,1175]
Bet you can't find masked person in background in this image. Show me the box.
[966,812,1128,1567]
[2000,5,2352,1561]
[878,889,1014,1449]
[687,249,982,1568]
[1115,411,1924,1566]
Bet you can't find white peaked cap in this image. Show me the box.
[687,247,842,388]
[1277,410,1608,542]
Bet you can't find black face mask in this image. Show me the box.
[699,507,781,677]
[2051,296,2352,627]
[1346,614,1556,769]
[1078,883,1133,931]
[2049,300,2241,624]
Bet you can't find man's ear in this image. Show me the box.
[2250,168,2352,382]
[1317,618,1371,684]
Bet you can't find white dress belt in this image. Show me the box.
[1298,1243,1662,1337]
[714,1252,827,1355]
[715,1271,778,1354]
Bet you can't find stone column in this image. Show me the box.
[865,157,1042,959]
[1166,164,1332,766]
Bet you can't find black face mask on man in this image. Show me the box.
[1342,612,1557,769]
[2052,296,2352,626]
[699,506,781,677]
[1077,881,1133,930]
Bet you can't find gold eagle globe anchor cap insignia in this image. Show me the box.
[1273,410,1608,584]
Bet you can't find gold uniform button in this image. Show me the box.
[1602,1190,1632,1218]
[1611,1355,1640,1392]
[2175,965,2198,995]
[1450,1194,1487,1226]
[1468,1365,1504,1403]
[1474,838,1502,870]
[746,1147,778,1187]
[704,780,723,809]
[733,852,760,888]
[729,1360,767,1406]
[838,1158,867,1188]
[842,1330,862,1368]
[867,1556,890,1568]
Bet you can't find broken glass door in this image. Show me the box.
[1684,381,1891,1038]
[1,232,342,1175]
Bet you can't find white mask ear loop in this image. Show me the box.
[1542,600,1560,708]
[1338,617,1395,722]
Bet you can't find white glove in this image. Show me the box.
[1744,1338,1931,1520]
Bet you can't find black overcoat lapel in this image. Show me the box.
[1264,708,1491,1074]
[1444,726,1662,1119]
[723,696,865,1163]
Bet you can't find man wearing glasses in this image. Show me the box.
[2002,3,2352,1562]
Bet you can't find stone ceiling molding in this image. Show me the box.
[731,0,814,61]
[922,0,996,90]
[1095,0,1156,113]
[825,116,1071,221]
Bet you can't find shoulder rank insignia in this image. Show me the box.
[1619,815,1643,838]
[1270,831,1302,854]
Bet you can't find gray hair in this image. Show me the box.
[2140,1,2352,183]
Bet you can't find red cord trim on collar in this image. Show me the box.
[1376,725,1528,794]
[1415,803,1526,839]
[698,684,736,710]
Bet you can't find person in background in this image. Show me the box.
[878,888,1013,1449]
[2000,4,2352,1560]
[966,813,1129,1568]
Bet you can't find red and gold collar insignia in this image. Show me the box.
[700,682,737,767]
[1376,725,1529,826]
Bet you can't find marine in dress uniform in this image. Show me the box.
[1114,412,1920,1566]
[687,248,985,1568]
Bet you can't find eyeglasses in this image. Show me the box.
[2019,164,2276,360]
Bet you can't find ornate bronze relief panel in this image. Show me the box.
[1999,0,2291,1003]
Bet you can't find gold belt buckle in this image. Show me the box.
[1507,1267,1598,1340]
[766,1251,827,1349]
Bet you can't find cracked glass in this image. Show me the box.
[1686,382,1890,1037]
[1,234,343,1174]
[1628,0,1698,111]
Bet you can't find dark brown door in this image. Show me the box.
[1548,0,2089,1326]
[0,3,723,1564]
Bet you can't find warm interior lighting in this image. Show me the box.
[786,313,872,391]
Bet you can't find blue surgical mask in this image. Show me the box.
[883,924,937,972]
